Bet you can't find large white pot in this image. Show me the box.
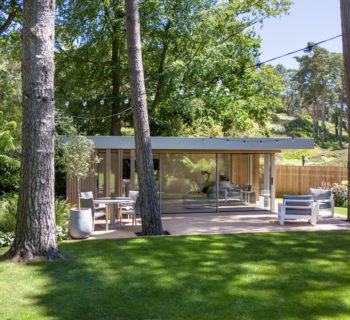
[68,208,92,239]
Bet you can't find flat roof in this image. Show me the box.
[82,136,314,151]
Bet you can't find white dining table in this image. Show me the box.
[94,197,134,228]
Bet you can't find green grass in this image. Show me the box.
[336,207,348,215]
[1,232,350,319]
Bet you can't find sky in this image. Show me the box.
[257,0,342,69]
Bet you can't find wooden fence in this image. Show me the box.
[276,165,348,196]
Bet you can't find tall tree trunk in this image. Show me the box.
[1,0,62,262]
[111,34,122,136]
[312,98,316,139]
[321,90,326,148]
[340,88,344,148]
[124,0,163,235]
[341,0,350,222]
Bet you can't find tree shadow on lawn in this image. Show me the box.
[30,231,350,320]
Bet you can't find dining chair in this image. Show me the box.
[120,191,140,227]
[80,196,108,232]
[80,191,106,211]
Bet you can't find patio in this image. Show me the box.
[89,211,350,240]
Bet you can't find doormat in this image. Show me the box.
[135,230,171,237]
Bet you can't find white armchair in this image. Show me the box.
[278,195,317,226]
[309,188,334,218]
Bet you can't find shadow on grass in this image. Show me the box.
[27,231,350,319]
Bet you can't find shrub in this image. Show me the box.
[331,184,348,207]
[0,197,71,233]
[0,231,15,247]
[56,225,70,242]
[55,199,71,228]
[0,195,17,232]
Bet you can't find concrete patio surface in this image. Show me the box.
[89,211,350,240]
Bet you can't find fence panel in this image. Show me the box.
[276,165,348,196]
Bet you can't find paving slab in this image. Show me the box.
[88,211,350,240]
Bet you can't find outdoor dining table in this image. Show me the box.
[94,197,134,228]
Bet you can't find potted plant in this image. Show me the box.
[59,135,100,239]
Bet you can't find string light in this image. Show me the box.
[100,98,105,105]
[37,96,41,102]
[82,99,87,107]
[51,98,55,105]
[151,93,155,100]
[124,96,129,104]
[65,99,69,106]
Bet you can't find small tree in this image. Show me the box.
[59,136,100,208]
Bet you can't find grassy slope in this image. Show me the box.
[269,113,348,166]
[1,232,350,320]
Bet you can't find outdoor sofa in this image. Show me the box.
[309,188,335,218]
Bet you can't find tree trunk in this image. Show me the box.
[321,90,326,148]
[341,0,350,222]
[111,34,123,136]
[124,0,163,235]
[312,98,316,139]
[1,0,62,262]
[340,87,344,148]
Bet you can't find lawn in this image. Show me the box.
[1,232,350,320]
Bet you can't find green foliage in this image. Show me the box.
[324,141,343,151]
[58,136,99,182]
[283,116,313,137]
[0,161,19,197]
[56,225,70,242]
[0,195,17,233]
[55,199,71,228]
[0,231,15,247]
[54,0,291,137]
[331,184,348,207]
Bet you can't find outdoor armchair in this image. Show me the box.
[309,188,334,218]
[278,195,317,226]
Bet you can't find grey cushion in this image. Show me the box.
[283,195,313,207]
[285,208,312,215]
[309,188,332,201]
[319,202,331,209]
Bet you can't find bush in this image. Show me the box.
[0,195,17,232]
[0,196,71,233]
[331,184,348,207]
[270,114,280,123]
[55,199,71,228]
[0,231,15,247]
[56,225,70,242]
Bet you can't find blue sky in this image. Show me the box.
[256,0,342,69]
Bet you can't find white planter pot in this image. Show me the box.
[68,208,92,239]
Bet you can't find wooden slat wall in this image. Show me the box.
[276,165,347,196]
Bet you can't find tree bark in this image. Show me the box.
[311,98,316,139]
[124,0,163,235]
[340,86,344,148]
[1,0,62,262]
[341,0,350,222]
[321,90,326,148]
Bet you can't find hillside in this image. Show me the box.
[268,113,348,167]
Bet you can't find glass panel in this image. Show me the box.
[160,153,217,213]
[257,154,271,210]
[110,152,118,196]
[97,152,106,197]
[122,151,131,196]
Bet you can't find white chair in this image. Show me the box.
[309,188,335,218]
[120,191,140,227]
[278,195,317,226]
